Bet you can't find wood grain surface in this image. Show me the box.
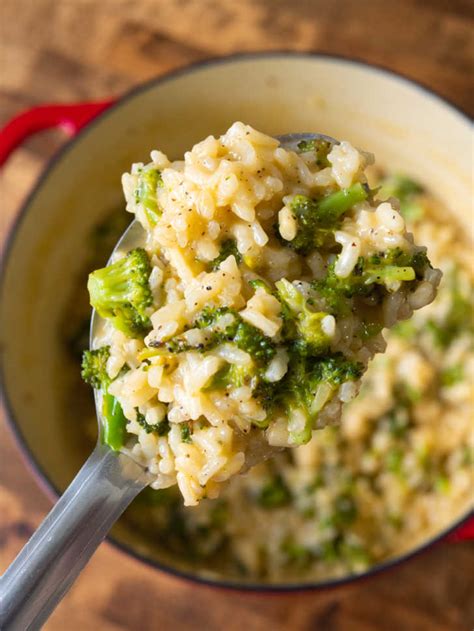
[1,1,473,630]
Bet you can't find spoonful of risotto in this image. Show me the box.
[0,124,440,629]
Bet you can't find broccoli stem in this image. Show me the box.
[284,184,368,254]
[317,183,368,224]
[101,393,127,451]
[134,168,163,225]
[363,265,415,284]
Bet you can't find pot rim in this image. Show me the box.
[1,50,472,594]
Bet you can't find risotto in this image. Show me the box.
[83,123,440,506]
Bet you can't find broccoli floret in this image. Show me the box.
[88,247,153,338]
[135,407,170,435]
[234,321,276,363]
[194,306,236,330]
[367,247,430,278]
[276,278,331,355]
[426,268,473,349]
[153,308,239,355]
[253,351,363,445]
[80,345,128,450]
[160,336,194,354]
[440,364,464,387]
[296,138,333,167]
[258,474,292,508]
[205,361,257,391]
[134,167,163,225]
[252,379,280,413]
[281,352,363,444]
[281,538,312,568]
[313,248,431,316]
[156,306,276,363]
[194,306,276,363]
[208,239,242,271]
[180,422,193,443]
[356,249,420,286]
[327,494,358,528]
[283,184,368,254]
[311,353,364,386]
[386,447,404,475]
[248,278,273,294]
[283,196,332,254]
[81,346,111,389]
[378,174,424,221]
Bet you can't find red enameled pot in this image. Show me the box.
[0,53,472,593]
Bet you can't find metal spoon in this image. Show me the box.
[0,133,335,630]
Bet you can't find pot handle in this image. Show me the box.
[0,100,114,167]
[446,516,474,542]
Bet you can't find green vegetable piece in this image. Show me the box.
[387,408,410,438]
[434,474,451,494]
[88,247,153,338]
[287,405,313,445]
[208,239,242,271]
[194,306,236,330]
[258,475,291,508]
[392,319,417,340]
[296,138,333,168]
[209,500,229,528]
[386,448,404,475]
[363,265,415,284]
[400,200,424,222]
[312,354,364,386]
[269,352,363,445]
[249,278,273,294]
[233,321,276,363]
[441,364,464,387]
[206,362,256,390]
[312,247,432,317]
[81,346,111,389]
[329,494,358,528]
[316,183,368,225]
[285,187,367,255]
[276,278,330,354]
[380,174,423,199]
[165,306,276,364]
[180,422,192,443]
[340,542,371,567]
[319,541,339,561]
[102,393,127,451]
[281,538,312,567]
[251,379,279,415]
[426,269,473,349]
[81,345,129,449]
[378,174,424,222]
[135,407,170,435]
[134,167,163,225]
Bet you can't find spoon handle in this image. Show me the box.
[0,443,149,630]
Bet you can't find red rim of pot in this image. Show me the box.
[0,51,473,593]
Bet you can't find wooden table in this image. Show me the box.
[1,1,473,629]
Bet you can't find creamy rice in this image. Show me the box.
[87,123,439,505]
[118,176,473,583]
